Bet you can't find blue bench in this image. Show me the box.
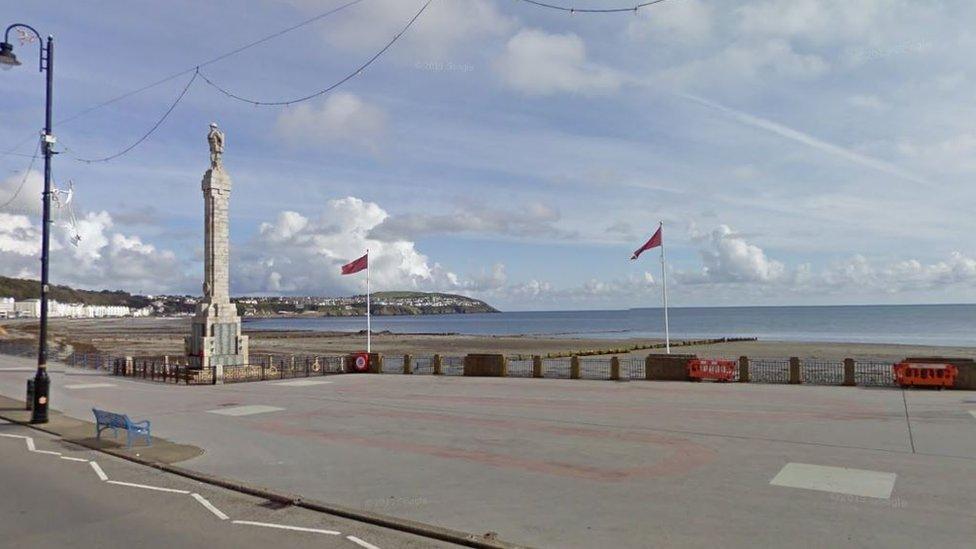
[92,408,151,449]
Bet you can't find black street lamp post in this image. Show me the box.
[1,24,54,423]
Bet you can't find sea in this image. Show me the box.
[243,304,976,347]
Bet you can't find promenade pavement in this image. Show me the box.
[1,355,975,548]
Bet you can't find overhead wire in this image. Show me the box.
[0,0,370,160]
[66,69,199,164]
[198,0,434,106]
[0,137,41,211]
[516,0,670,13]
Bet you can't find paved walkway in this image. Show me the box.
[1,355,975,548]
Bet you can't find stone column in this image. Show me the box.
[532,355,543,378]
[432,354,442,375]
[185,166,249,380]
[610,356,621,381]
[570,356,581,379]
[843,358,856,386]
[739,356,750,383]
[789,356,802,384]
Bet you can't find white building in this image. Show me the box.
[7,299,149,319]
[0,297,14,319]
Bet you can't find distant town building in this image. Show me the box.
[0,297,150,319]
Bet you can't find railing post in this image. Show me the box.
[432,354,442,375]
[610,356,621,381]
[570,355,581,379]
[789,356,801,384]
[645,355,654,380]
[739,356,750,383]
[843,358,856,386]
[533,355,543,378]
[403,354,412,374]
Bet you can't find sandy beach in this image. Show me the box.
[2,317,974,362]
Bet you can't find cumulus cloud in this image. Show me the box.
[688,224,786,284]
[0,211,187,294]
[0,169,42,216]
[494,29,625,96]
[235,196,461,295]
[275,93,387,154]
[368,201,573,241]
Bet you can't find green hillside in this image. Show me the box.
[0,275,149,308]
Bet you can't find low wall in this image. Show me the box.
[463,354,507,377]
[645,354,696,381]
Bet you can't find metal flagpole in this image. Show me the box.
[366,249,371,354]
[660,221,671,354]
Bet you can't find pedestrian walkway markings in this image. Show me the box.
[65,383,117,389]
[207,404,285,416]
[273,380,333,387]
[770,462,896,499]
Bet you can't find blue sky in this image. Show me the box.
[2,0,975,310]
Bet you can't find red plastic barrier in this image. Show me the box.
[893,362,957,389]
[688,359,737,382]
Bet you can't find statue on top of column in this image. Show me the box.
[207,122,225,170]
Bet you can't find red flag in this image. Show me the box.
[341,253,368,275]
[631,226,662,260]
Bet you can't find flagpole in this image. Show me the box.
[366,249,371,354]
[660,221,671,354]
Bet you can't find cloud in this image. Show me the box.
[689,224,786,284]
[493,29,625,96]
[0,169,42,216]
[627,0,713,44]
[661,39,829,89]
[0,211,188,294]
[235,196,461,295]
[288,0,513,60]
[823,252,976,293]
[679,93,935,186]
[275,93,387,153]
[368,201,574,241]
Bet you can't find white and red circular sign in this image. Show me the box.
[354,353,369,372]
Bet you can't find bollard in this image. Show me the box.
[532,355,543,378]
[570,356,581,379]
[433,354,442,375]
[403,354,412,375]
[843,358,856,386]
[789,357,801,384]
[610,356,621,381]
[739,356,750,383]
[25,379,34,411]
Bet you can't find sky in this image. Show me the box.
[1,0,975,310]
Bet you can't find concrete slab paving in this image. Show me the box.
[769,462,897,498]
[1,354,974,548]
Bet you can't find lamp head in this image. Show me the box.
[0,42,20,70]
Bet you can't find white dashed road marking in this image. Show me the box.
[273,380,333,387]
[191,492,229,520]
[2,430,384,548]
[64,383,116,389]
[206,405,285,417]
[232,520,341,536]
[770,463,896,499]
[90,461,109,481]
[347,535,382,549]
[107,480,191,494]
[969,410,976,420]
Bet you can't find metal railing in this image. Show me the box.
[750,358,790,383]
[507,357,533,377]
[412,355,433,375]
[801,360,844,385]
[626,357,645,380]
[854,360,896,387]
[580,357,612,380]
[542,357,571,379]
[382,355,404,374]
[442,356,464,376]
